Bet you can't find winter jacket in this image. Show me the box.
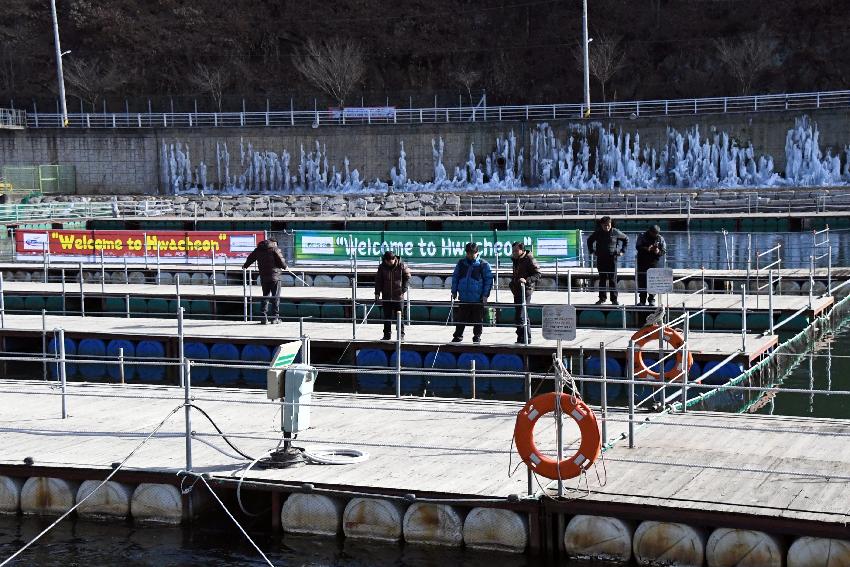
[635,231,667,268]
[587,228,629,260]
[375,259,411,301]
[509,252,542,295]
[451,257,493,303]
[242,240,287,282]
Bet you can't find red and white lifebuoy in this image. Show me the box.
[631,324,693,380]
[514,393,602,480]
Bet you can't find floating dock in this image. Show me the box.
[0,381,848,564]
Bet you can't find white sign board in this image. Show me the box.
[647,267,674,294]
[542,305,577,341]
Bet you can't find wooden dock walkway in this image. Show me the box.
[0,281,834,317]
[0,313,777,361]
[0,381,847,531]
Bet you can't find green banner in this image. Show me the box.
[294,229,580,265]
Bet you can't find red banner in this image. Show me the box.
[15,229,266,260]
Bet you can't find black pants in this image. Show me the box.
[636,264,658,304]
[513,290,532,342]
[453,302,484,340]
[597,261,618,301]
[381,300,404,337]
[260,279,281,318]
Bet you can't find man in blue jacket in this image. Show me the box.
[450,242,493,344]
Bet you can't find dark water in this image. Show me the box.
[0,514,539,567]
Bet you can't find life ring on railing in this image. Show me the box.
[513,393,602,480]
[631,324,693,380]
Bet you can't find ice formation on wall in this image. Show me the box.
[161,115,850,194]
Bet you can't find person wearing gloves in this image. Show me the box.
[635,224,667,306]
[374,250,411,340]
[509,241,541,344]
[450,242,493,344]
[242,238,287,324]
[587,216,629,305]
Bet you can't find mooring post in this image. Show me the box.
[768,269,774,335]
[740,284,747,351]
[808,254,814,309]
[395,311,402,398]
[41,309,47,381]
[100,250,106,293]
[600,341,608,443]
[0,271,5,329]
[521,283,530,345]
[624,340,635,449]
[79,262,86,317]
[177,306,185,388]
[58,328,67,419]
[61,270,66,315]
[351,275,357,339]
[183,358,192,472]
[681,313,690,412]
[118,347,125,384]
[556,339,565,496]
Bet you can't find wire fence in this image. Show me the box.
[15,89,850,129]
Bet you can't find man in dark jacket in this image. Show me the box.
[509,242,541,344]
[374,251,411,340]
[242,238,287,324]
[450,242,493,344]
[635,225,667,306]
[587,216,629,305]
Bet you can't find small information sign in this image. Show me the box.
[542,305,577,341]
[647,267,674,294]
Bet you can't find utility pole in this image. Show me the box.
[582,0,591,118]
[50,0,69,127]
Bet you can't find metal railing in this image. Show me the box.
[20,89,850,129]
[0,108,26,129]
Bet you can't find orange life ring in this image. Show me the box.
[631,324,693,380]
[514,393,602,480]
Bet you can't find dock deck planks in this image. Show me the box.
[0,381,847,526]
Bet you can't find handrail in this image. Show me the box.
[18,89,850,129]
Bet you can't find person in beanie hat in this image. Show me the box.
[374,250,411,340]
[450,242,493,343]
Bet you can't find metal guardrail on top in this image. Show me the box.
[18,89,850,129]
[0,108,26,129]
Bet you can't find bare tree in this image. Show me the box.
[574,34,626,102]
[63,57,125,110]
[715,33,778,95]
[452,67,482,105]
[292,38,366,107]
[189,63,229,112]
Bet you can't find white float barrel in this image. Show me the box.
[343,497,405,542]
[788,536,850,567]
[462,507,528,553]
[403,503,464,547]
[706,527,784,567]
[281,493,343,536]
[131,483,183,524]
[564,515,633,563]
[20,477,80,515]
[76,480,134,520]
[633,521,706,567]
[0,476,24,514]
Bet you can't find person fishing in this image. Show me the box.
[587,216,629,305]
[450,242,493,344]
[635,224,667,306]
[509,241,541,344]
[374,250,411,340]
[242,237,287,324]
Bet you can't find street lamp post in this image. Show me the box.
[581,0,591,118]
[50,0,69,127]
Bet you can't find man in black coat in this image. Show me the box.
[587,216,629,305]
[242,238,287,324]
[509,242,541,344]
[635,225,667,306]
[374,251,411,340]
